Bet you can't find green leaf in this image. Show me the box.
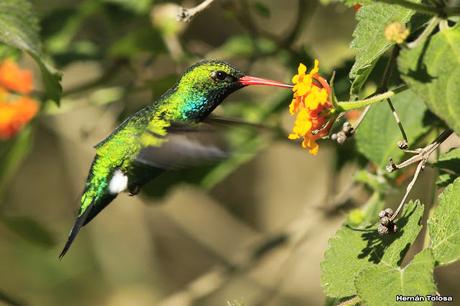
[0,0,40,54]
[355,90,428,168]
[428,178,460,265]
[321,201,424,298]
[349,2,418,96]
[1,215,56,247]
[436,173,455,187]
[0,0,62,104]
[356,249,436,306]
[433,148,460,187]
[30,53,62,103]
[433,148,460,174]
[399,24,460,135]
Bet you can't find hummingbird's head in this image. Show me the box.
[173,60,292,120]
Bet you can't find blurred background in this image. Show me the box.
[0,0,459,305]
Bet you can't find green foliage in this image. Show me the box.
[0,0,62,104]
[349,1,418,96]
[0,0,40,55]
[433,148,460,174]
[433,148,460,186]
[428,178,460,265]
[325,2,460,305]
[321,201,424,298]
[355,90,428,168]
[399,24,460,135]
[356,249,436,306]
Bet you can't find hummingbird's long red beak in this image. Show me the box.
[239,75,293,89]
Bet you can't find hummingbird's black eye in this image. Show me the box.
[211,70,228,81]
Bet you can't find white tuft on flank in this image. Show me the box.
[109,169,128,194]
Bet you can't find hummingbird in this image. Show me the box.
[59,60,292,258]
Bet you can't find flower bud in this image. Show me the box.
[384,22,409,44]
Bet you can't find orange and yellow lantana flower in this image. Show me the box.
[0,58,38,139]
[288,60,334,155]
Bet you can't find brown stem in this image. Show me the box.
[387,129,454,221]
[177,0,217,22]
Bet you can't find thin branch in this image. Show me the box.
[386,129,453,172]
[386,129,454,221]
[346,47,400,114]
[337,85,407,111]
[391,159,425,221]
[407,17,441,49]
[386,97,408,144]
[177,0,217,22]
[380,47,409,145]
[379,46,398,92]
[352,105,371,131]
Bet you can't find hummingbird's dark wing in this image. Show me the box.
[135,122,230,170]
[204,115,274,131]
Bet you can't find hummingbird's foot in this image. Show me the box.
[128,185,141,196]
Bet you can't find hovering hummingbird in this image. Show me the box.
[59,60,292,258]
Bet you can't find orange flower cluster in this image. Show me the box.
[0,59,38,139]
[288,60,333,155]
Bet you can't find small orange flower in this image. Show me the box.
[353,4,362,12]
[0,58,33,94]
[0,96,38,139]
[288,60,334,155]
[0,58,38,139]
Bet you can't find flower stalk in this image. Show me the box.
[336,85,407,112]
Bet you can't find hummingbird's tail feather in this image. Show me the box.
[82,193,117,226]
[59,203,93,259]
[59,192,117,259]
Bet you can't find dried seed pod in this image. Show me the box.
[336,131,347,144]
[398,140,408,150]
[384,208,394,217]
[380,216,390,226]
[378,224,389,235]
[343,121,352,133]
